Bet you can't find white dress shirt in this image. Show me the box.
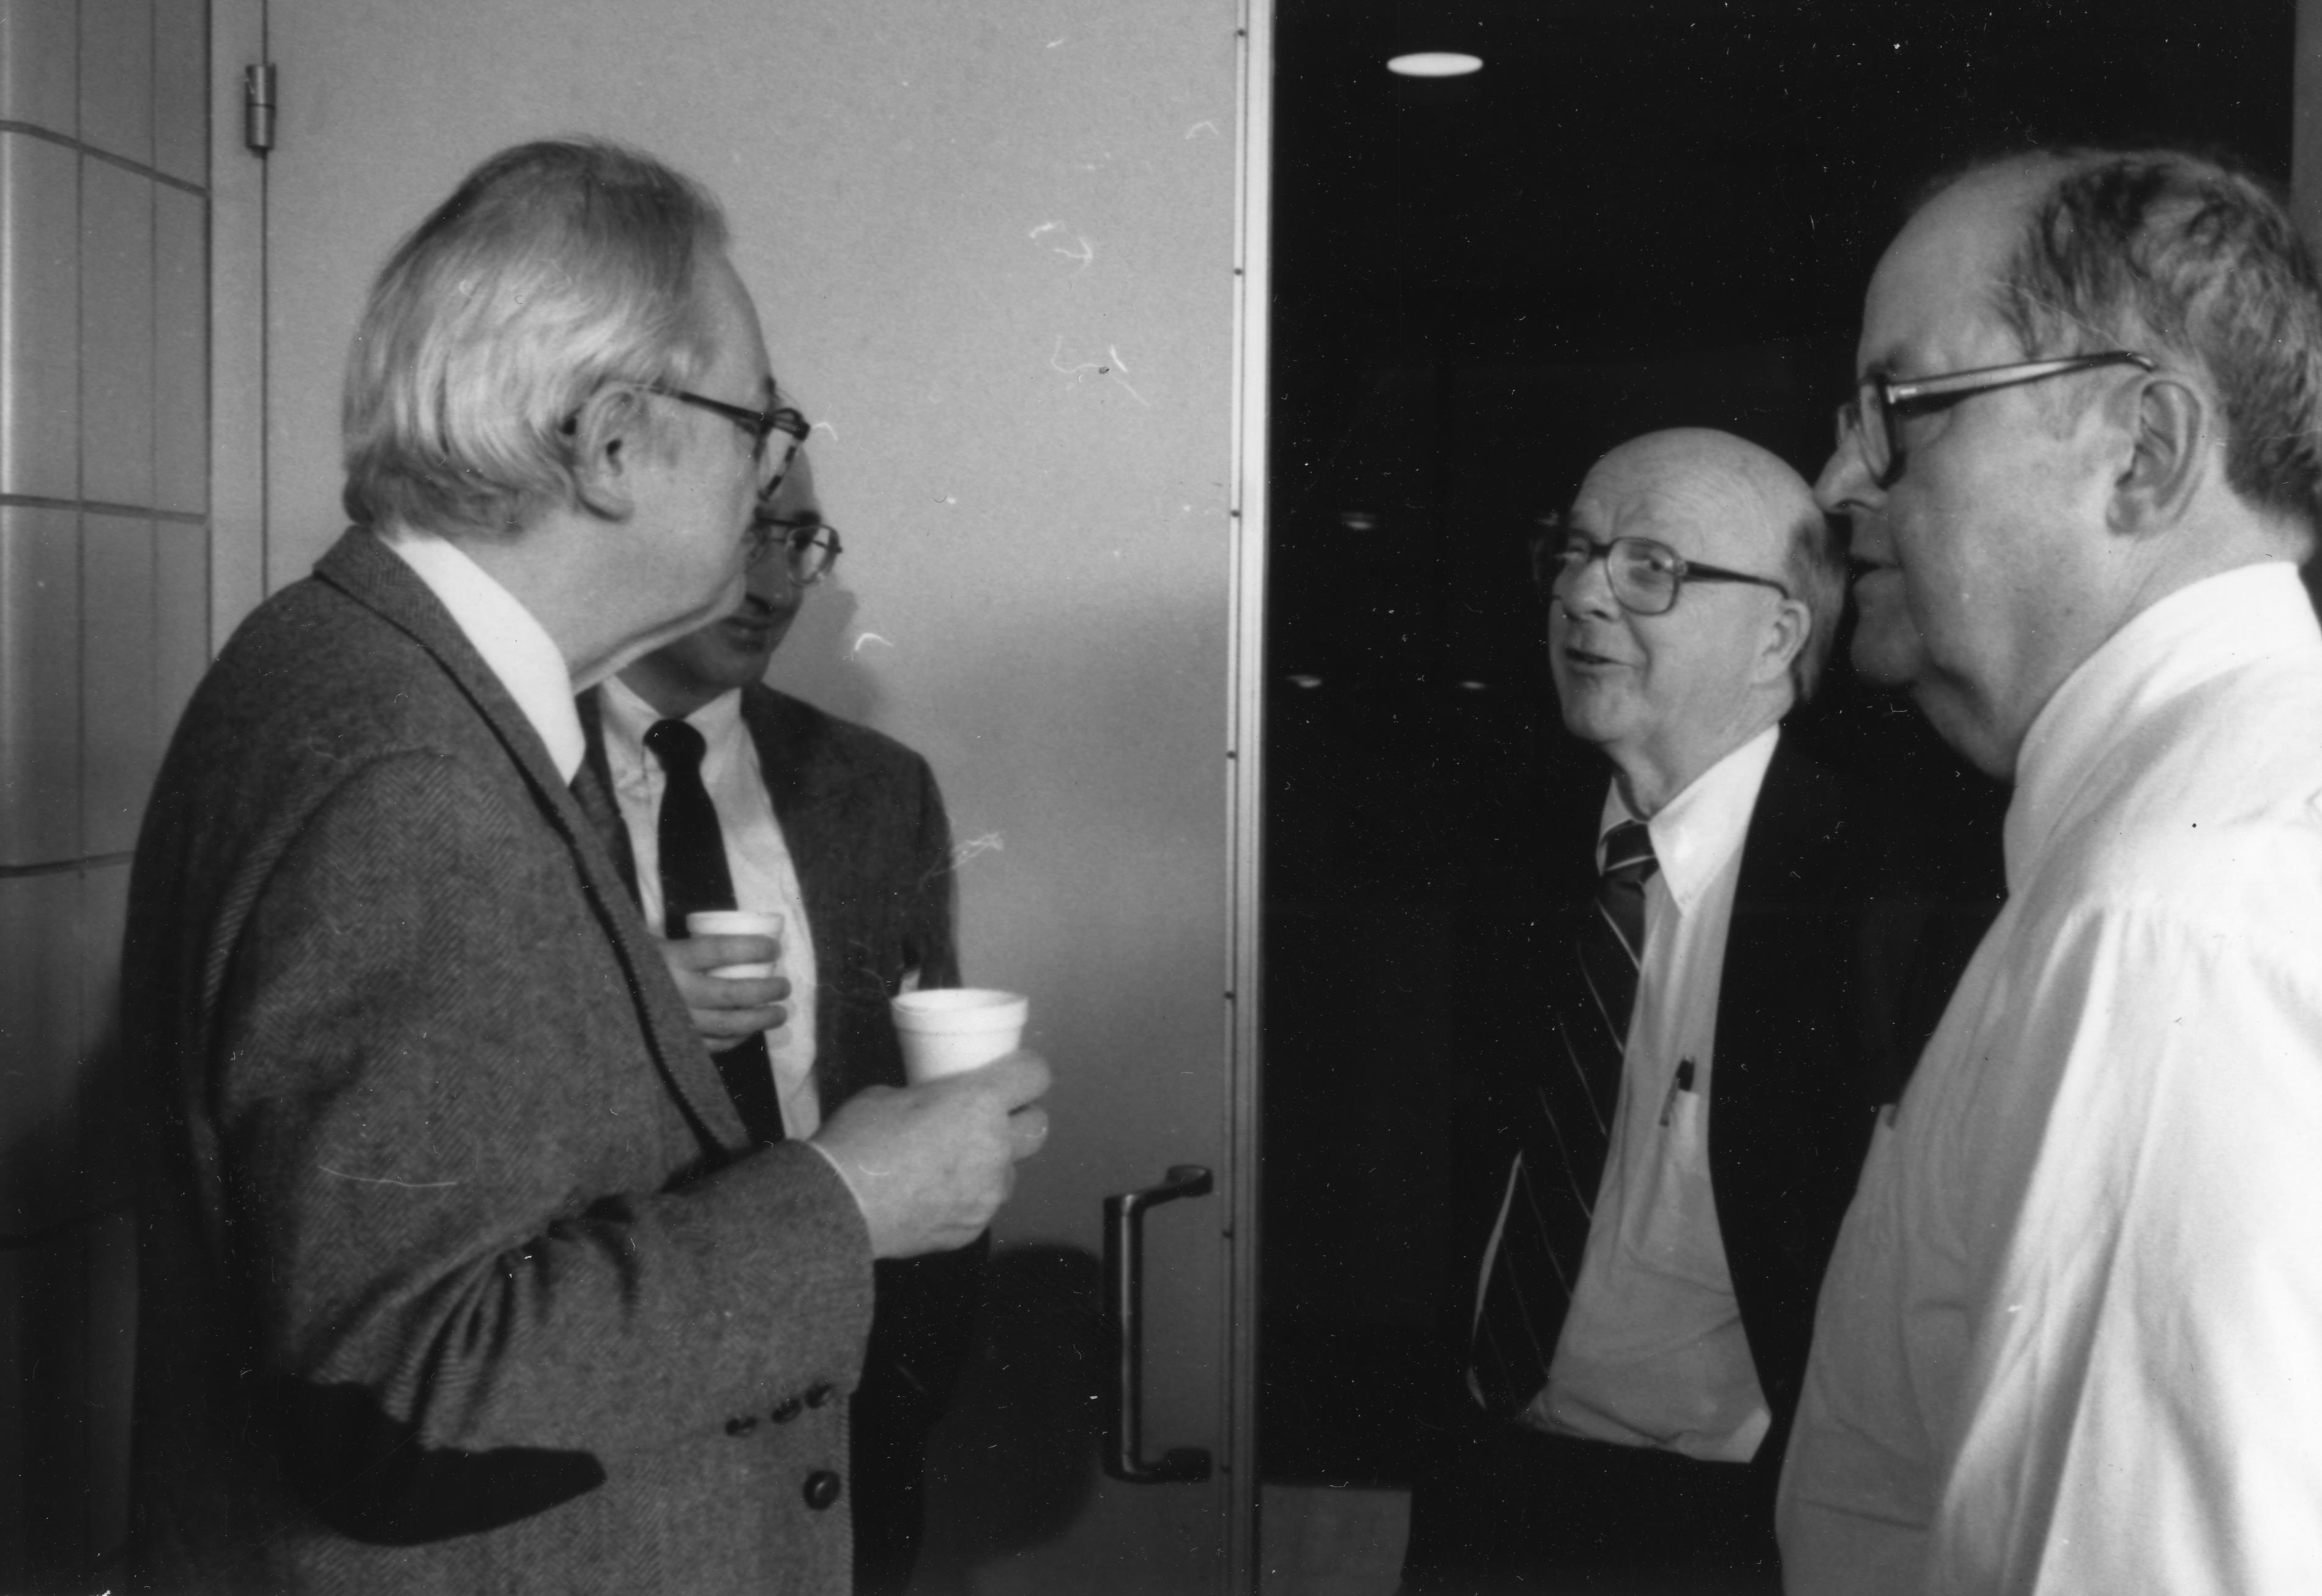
[1781,562,2322,1595]
[597,675,823,1138]
[1536,724,1779,1464]
[377,526,586,782]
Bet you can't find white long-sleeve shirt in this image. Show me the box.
[1781,562,2322,1595]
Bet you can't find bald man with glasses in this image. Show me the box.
[1402,428,1879,1593]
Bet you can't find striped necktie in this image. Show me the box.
[1468,817,1658,1416]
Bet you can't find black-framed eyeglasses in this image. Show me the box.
[1837,351,2156,489]
[1534,518,1790,617]
[642,383,809,466]
[746,514,844,585]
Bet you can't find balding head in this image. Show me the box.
[1544,429,1837,815]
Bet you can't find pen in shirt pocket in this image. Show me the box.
[1659,1057,1697,1126]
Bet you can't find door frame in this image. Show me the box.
[1225,0,1274,1587]
[209,0,266,651]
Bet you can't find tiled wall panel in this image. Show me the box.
[0,1,79,136]
[0,508,82,866]
[83,1208,138,1570]
[0,1242,28,1588]
[78,0,154,168]
[6,1218,98,1579]
[0,133,81,500]
[151,0,206,185]
[0,871,85,1233]
[6,1,207,1583]
[81,517,157,856]
[81,159,154,510]
[154,184,206,513]
[78,864,132,1213]
[154,524,208,742]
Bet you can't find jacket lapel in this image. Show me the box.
[313,529,751,1152]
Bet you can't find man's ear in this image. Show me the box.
[565,387,648,522]
[2108,373,2210,538]
[1759,595,1810,689]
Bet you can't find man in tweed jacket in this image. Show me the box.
[122,139,1049,1594]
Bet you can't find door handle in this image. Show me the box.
[1101,1164,1215,1483]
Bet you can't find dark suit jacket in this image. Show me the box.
[1436,731,1878,1468]
[580,681,980,1443]
[125,530,874,1595]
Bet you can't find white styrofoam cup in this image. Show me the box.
[890,988,1030,1082]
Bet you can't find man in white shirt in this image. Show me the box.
[586,442,975,1596]
[1784,147,2322,1594]
[1402,428,1871,1592]
[124,139,1049,1595]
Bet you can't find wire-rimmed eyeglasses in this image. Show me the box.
[1836,351,2156,489]
[746,514,844,585]
[1533,515,1790,617]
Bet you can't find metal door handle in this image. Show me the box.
[1101,1164,1215,1483]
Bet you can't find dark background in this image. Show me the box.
[1257,0,2296,1486]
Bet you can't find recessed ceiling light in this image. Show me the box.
[1387,51,1483,78]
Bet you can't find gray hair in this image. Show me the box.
[341,139,732,536]
[1782,505,1847,705]
[1955,149,2322,543]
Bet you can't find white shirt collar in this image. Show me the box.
[376,525,587,783]
[2008,561,2320,887]
[1599,724,1781,919]
[597,674,745,757]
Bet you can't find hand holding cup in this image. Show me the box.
[661,910,789,1052]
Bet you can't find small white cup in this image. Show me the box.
[685,909,785,979]
[891,989,1030,1082]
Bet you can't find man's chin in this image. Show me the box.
[1850,628,1923,689]
[1848,593,1926,689]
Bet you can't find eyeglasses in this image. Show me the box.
[1836,351,2156,489]
[746,513,844,585]
[642,383,809,466]
[1535,519,1790,617]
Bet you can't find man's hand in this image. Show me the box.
[658,934,789,1052]
[811,1052,1052,1259]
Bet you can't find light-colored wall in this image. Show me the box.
[0,0,210,1582]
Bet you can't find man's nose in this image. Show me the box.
[1559,554,1623,618]
[745,560,798,604]
[1815,428,1878,517]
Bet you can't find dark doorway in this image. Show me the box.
[1257,0,2294,1488]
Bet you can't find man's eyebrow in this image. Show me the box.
[758,374,779,407]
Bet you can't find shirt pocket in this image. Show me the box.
[1624,1080,1731,1290]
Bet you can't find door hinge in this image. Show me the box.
[243,63,277,155]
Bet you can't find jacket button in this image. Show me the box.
[803,1382,834,1409]
[770,1397,805,1424]
[802,1469,843,1511]
[724,1416,759,1437]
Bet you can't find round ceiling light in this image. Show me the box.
[1386,51,1483,77]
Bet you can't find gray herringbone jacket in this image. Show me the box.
[125,528,874,1594]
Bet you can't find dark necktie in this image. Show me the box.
[642,718,786,1146]
[1468,818,1659,1416]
